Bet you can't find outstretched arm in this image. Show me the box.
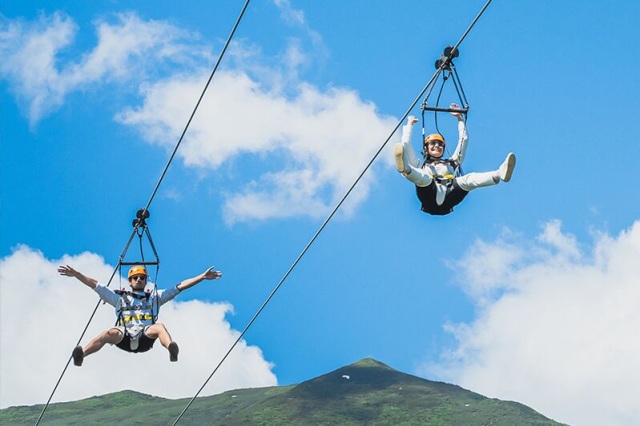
[176,266,222,292]
[401,115,421,167]
[58,265,98,289]
[449,103,468,164]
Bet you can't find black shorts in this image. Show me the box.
[116,329,156,353]
[416,180,469,216]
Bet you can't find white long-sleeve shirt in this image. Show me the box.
[400,119,471,207]
[401,118,468,178]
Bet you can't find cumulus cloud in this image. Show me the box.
[112,12,396,225]
[0,12,206,127]
[117,69,395,224]
[425,220,640,426]
[2,9,398,224]
[0,246,276,409]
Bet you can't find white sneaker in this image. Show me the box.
[498,152,516,182]
[394,144,410,176]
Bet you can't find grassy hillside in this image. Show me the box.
[0,358,565,425]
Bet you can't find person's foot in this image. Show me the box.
[168,342,179,362]
[498,152,516,182]
[394,144,411,176]
[72,346,84,367]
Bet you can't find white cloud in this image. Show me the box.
[274,0,306,27]
[425,220,640,426]
[2,10,397,224]
[117,55,397,225]
[0,246,276,409]
[0,12,77,126]
[0,12,205,127]
[273,0,327,65]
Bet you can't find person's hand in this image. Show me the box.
[407,115,419,126]
[203,266,222,280]
[58,265,78,277]
[449,103,463,119]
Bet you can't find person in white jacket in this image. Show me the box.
[58,264,222,366]
[394,104,516,215]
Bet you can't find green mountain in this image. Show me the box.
[0,358,565,425]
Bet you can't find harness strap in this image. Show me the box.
[114,290,155,328]
[433,173,455,180]
[118,313,154,325]
[424,158,462,180]
[115,289,151,300]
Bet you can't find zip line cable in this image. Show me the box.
[34,1,252,424]
[139,0,252,221]
[171,1,492,424]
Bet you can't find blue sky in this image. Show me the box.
[1,1,639,425]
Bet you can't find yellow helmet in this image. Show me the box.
[128,265,148,279]
[424,133,445,145]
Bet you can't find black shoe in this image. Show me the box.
[72,346,84,367]
[168,342,179,362]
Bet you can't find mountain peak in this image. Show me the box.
[349,358,394,370]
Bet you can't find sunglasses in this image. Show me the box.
[130,275,147,281]
[428,141,445,148]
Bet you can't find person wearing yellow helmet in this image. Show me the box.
[58,263,222,366]
[394,103,516,215]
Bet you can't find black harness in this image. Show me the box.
[114,289,155,326]
[113,289,156,353]
[416,158,468,215]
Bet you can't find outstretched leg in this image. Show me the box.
[85,328,125,356]
[73,327,124,366]
[456,171,498,191]
[456,153,516,191]
[394,144,433,187]
[146,323,179,362]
